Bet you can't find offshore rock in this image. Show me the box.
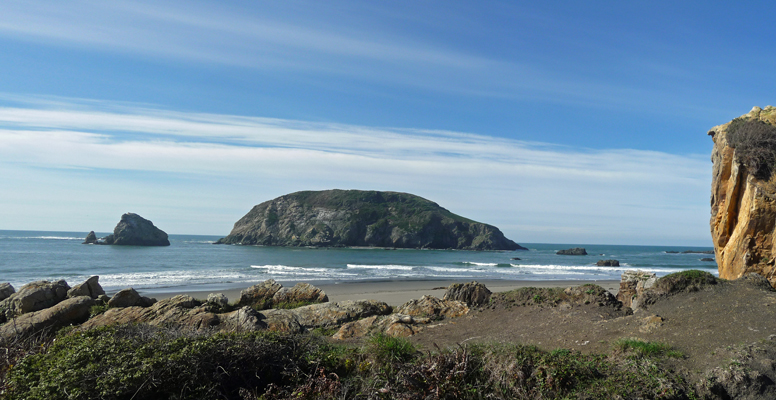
[597,259,620,266]
[0,280,70,319]
[216,190,525,250]
[557,247,587,255]
[0,296,95,340]
[82,231,97,244]
[109,213,170,246]
[709,106,776,286]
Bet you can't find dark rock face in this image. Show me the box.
[700,257,716,262]
[596,259,620,266]
[82,231,97,244]
[108,288,156,308]
[216,190,525,250]
[0,283,14,302]
[110,213,170,246]
[557,247,587,255]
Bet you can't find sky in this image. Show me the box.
[0,1,774,246]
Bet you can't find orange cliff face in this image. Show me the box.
[709,106,776,286]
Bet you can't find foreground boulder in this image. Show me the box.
[261,300,391,333]
[443,281,491,307]
[67,276,106,299]
[0,280,70,319]
[0,283,14,302]
[0,296,95,340]
[237,280,328,310]
[616,270,657,308]
[107,288,156,308]
[557,247,587,255]
[709,106,776,287]
[215,189,526,250]
[87,213,170,246]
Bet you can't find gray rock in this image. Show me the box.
[0,280,70,318]
[237,279,283,309]
[215,190,526,250]
[557,247,587,255]
[82,231,97,244]
[272,282,328,306]
[0,283,15,302]
[616,270,657,309]
[396,295,468,319]
[83,295,219,331]
[207,293,229,307]
[220,306,264,331]
[109,213,170,246]
[0,296,95,340]
[260,299,392,334]
[700,257,715,262]
[107,288,156,308]
[596,259,620,266]
[443,281,491,307]
[67,276,106,299]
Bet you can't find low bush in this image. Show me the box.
[2,324,697,399]
[655,270,718,293]
[727,117,776,180]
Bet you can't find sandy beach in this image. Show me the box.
[142,279,621,307]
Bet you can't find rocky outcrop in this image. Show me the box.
[0,280,70,319]
[557,247,587,255]
[83,295,218,330]
[395,296,469,319]
[107,288,156,308]
[67,276,105,299]
[443,281,491,307]
[82,231,97,244]
[215,190,526,250]
[261,300,391,333]
[709,106,776,286]
[0,296,95,340]
[616,270,657,308]
[88,213,170,246]
[0,283,14,302]
[236,280,328,310]
[597,259,620,266]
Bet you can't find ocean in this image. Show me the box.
[0,230,718,294]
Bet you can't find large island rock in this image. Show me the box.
[216,190,526,250]
[709,106,776,287]
[85,213,169,246]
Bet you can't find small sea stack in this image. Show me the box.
[84,213,170,246]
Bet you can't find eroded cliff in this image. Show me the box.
[709,106,776,286]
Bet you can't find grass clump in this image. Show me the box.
[727,117,776,180]
[366,332,417,364]
[615,338,683,358]
[655,270,718,293]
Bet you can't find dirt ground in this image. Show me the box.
[408,277,776,379]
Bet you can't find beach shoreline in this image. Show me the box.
[138,279,621,307]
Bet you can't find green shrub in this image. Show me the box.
[615,338,683,358]
[727,117,776,180]
[366,333,417,364]
[656,270,718,293]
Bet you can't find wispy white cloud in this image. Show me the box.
[0,96,711,244]
[0,1,690,113]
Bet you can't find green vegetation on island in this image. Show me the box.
[216,190,525,250]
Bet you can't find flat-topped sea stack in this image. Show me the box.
[216,190,525,250]
[709,106,776,287]
[85,213,170,246]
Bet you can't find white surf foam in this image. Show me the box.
[346,264,414,271]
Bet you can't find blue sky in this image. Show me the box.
[0,1,773,245]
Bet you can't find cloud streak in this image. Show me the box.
[0,95,710,244]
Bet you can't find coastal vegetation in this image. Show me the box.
[727,116,776,180]
[1,324,693,400]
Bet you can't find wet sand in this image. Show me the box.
[141,279,621,307]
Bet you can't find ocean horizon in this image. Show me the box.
[0,230,717,294]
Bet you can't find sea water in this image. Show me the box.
[0,230,718,293]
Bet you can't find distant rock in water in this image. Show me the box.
[700,258,716,262]
[82,231,97,244]
[216,190,526,251]
[86,213,170,246]
[597,259,620,266]
[557,247,587,255]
